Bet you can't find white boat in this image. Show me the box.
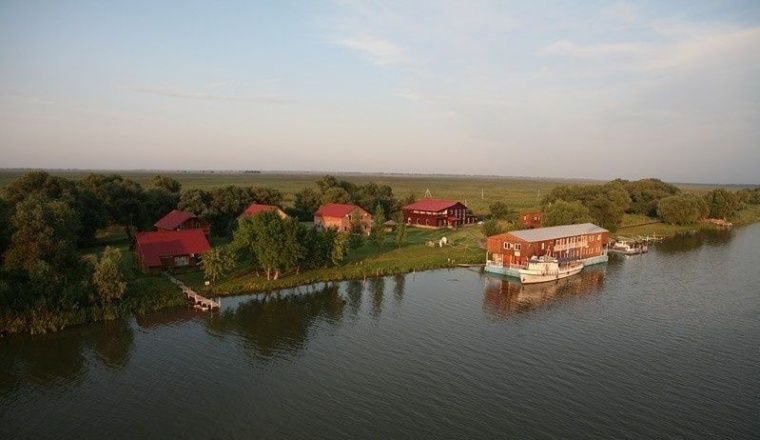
[518,256,584,284]
[608,240,648,255]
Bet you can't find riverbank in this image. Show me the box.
[4,206,759,335]
[178,226,485,296]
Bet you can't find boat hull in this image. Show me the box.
[519,265,583,284]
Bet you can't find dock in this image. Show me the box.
[164,273,220,311]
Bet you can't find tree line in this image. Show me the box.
[540,178,757,229]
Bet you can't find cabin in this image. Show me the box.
[519,211,543,229]
[314,203,372,235]
[154,209,210,236]
[485,223,609,277]
[239,203,288,219]
[402,199,477,229]
[133,229,211,274]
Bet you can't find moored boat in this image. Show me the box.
[608,240,648,255]
[518,256,583,284]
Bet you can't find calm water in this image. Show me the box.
[2,225,759,439]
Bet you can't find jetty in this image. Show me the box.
[164,273,220,311]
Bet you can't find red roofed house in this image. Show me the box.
[519,210,543,229]
[133,229,211,273]
[314,203,372,235]
[154,209,210,236]
[402,199,477,229]
[239,203,288,219]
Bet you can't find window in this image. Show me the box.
[504,242,513,250]
[541,243,545,250]
[514,243,521,251]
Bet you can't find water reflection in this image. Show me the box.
[369,277,385,318]
[482,267,606,319]
[206,284,346,358]
[0,319,134,395]
[656,228,733,254]
[393,274,406,303]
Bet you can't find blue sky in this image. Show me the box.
[1,0,758,183]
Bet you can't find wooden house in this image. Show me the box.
[402,199,477,229]
[519,210,543,229]
[154,209,210,236]
[485,223,609,277]
[133,229,211,274]
[314,203,372,235]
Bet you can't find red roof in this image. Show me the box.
[135,230,210,267]
[403,199,465,212]
[154,209,196,230]
[315,203,366,218]
[240,203,282,217]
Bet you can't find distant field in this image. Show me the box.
[0,169,752,214]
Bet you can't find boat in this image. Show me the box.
[608,240,648,255]
[518,256,583,284]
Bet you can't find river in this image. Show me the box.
[1,225,758,439]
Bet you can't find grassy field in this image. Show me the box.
[1,169,752,215]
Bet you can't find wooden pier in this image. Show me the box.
[164,273,220,311]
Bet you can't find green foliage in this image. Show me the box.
[203,247,236,283]
[704,188,740,220]
[4,196,82,273]
[321,187,352,204]
[481,219,506,237]
[488,201,511,220]
[542,181,630,231]
[232,210,341,280]
[394,215,407,248]
[330,231,347,265]
[370,205,387,248]
[292,186,322,220]
[617,178,680,216]
[542,200,592,227]
[315,175,399,215]
[657,194,708,225]
[149,175,182,194]
[178,185,283,237]
[0,198,11,255]
[93,246,127,302]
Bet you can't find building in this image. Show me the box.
[485,223,609,277]
[402,199,477,228]
[314,203,372,235]
[239,203,288,219]
[519,210,543,229]
[154,209,210,235]
[133,229,211,273]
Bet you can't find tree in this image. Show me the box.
[321,187,352,204]
[149,175,181,194]
[542,200,592,227]
[4,196,81,274]
[481,219,505,237]
[331,231,347,265]
[203,247,236,283]
[489,201,510,220]
[657,195,707,225]
[620,178,680,216]
[0,197,12,256]
[704,189,740,219]
[394,214,407,248]
[93,246,127,302]
[354,182,398,216]
[293,187,322,220]
[542,181,630,230]
[370,205,387,248]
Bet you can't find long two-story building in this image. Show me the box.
[485,223,609,277]
[402,199,477,229]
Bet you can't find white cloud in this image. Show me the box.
[542,39,645,58]
[129,87,291,104]
[334,36,412,67]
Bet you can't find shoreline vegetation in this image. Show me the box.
[1,170,758,335]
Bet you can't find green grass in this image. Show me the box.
[178,226,486,296]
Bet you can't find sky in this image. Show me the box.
[0,0,758,184]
